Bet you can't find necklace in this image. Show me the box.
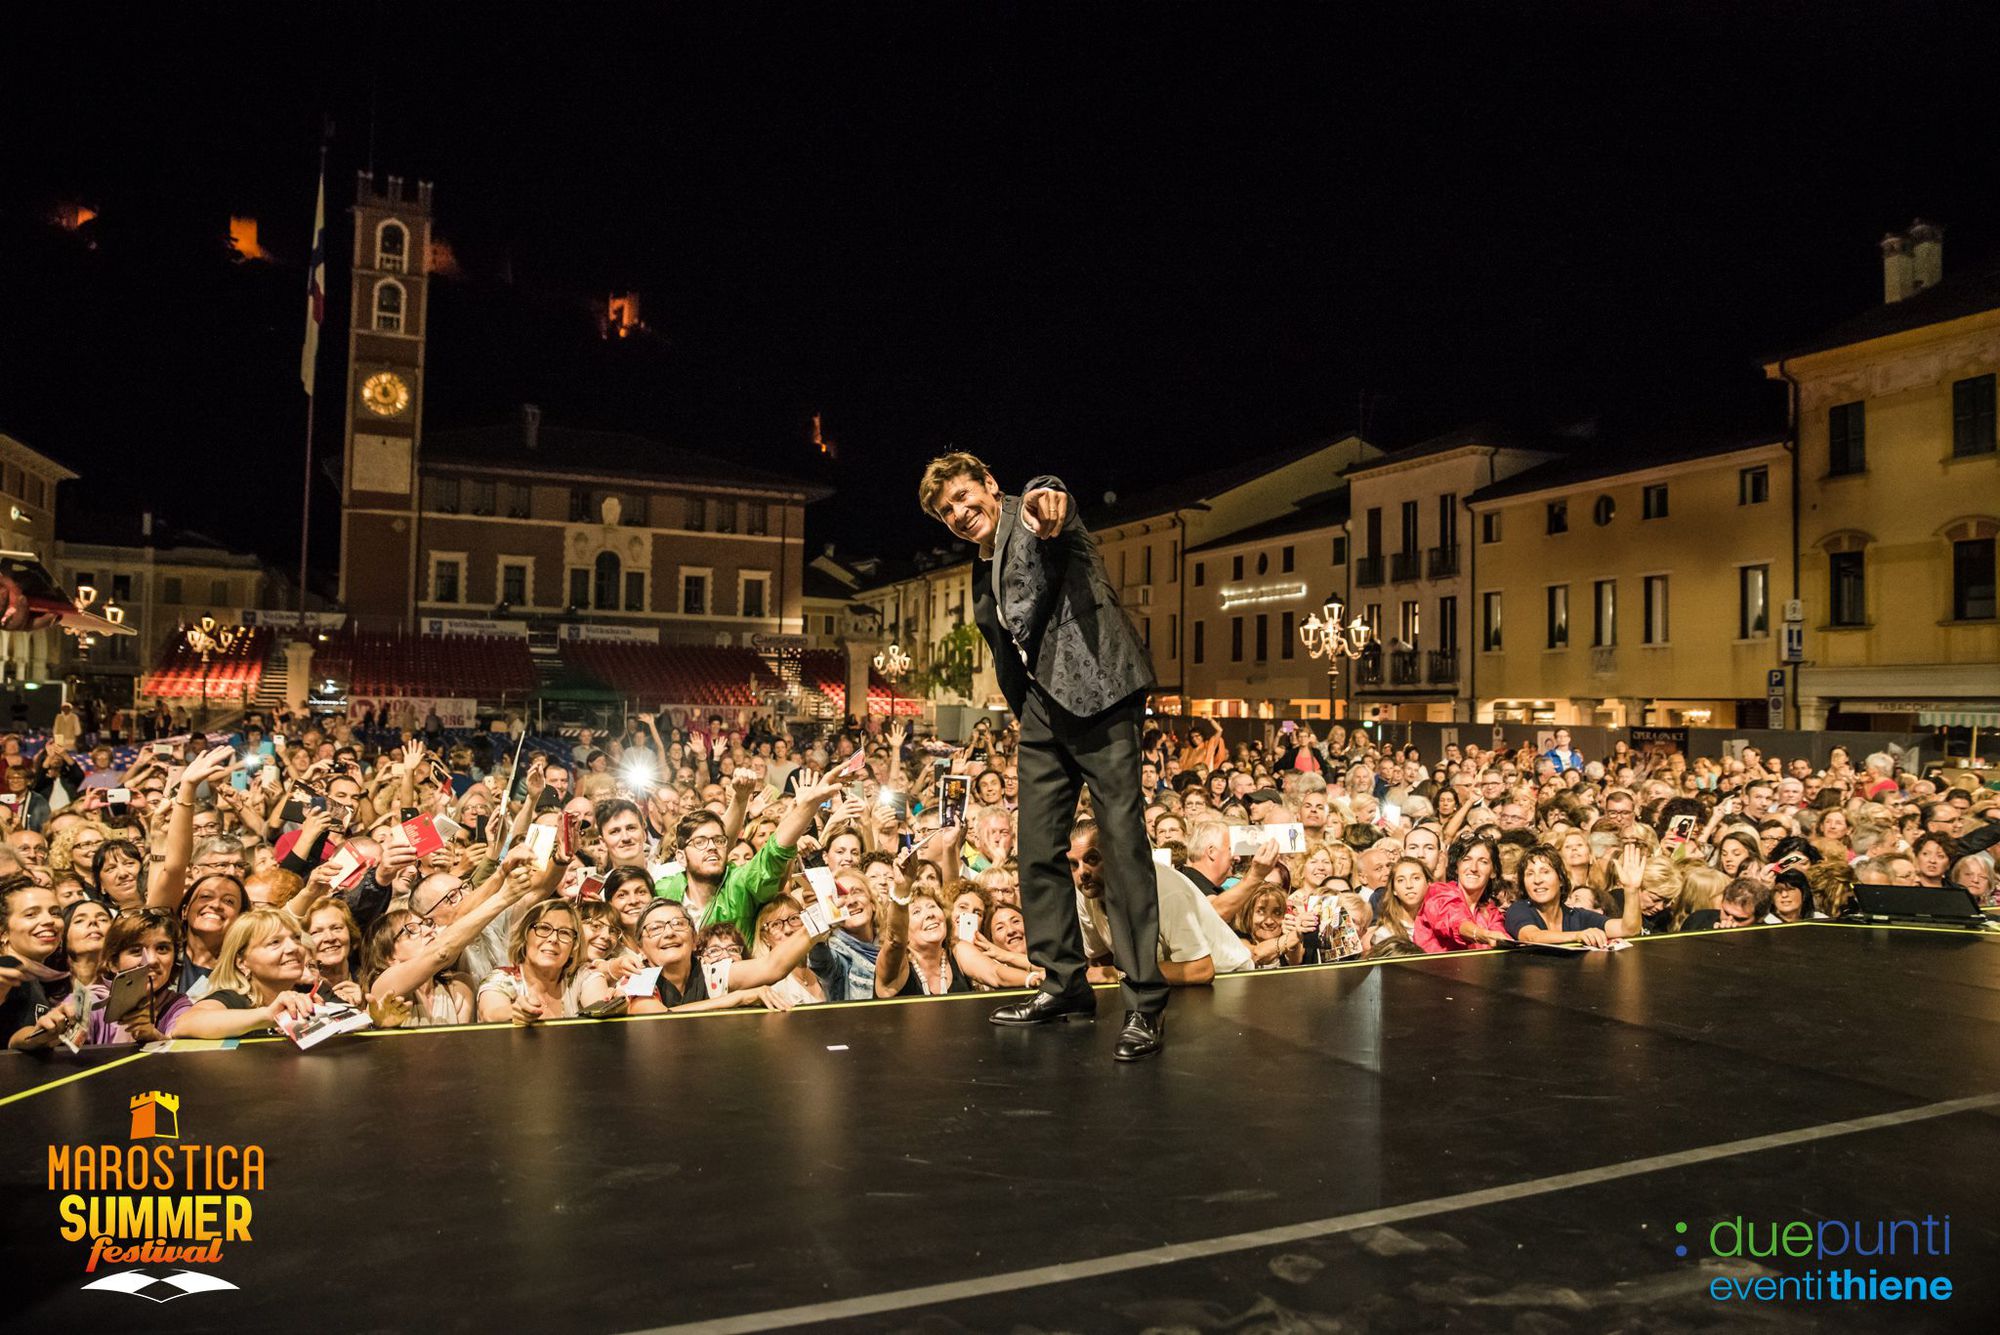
[914,948,949,995]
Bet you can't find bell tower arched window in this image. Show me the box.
[373,279,406,333]
[377,219,408,273]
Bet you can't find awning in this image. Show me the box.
[1919,710,2000,729]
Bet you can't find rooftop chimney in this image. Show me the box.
[1881,232,1914,303]
[1909,218,1944,292]
[141,510,153,539]
[522,403,542,450]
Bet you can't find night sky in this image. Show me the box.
[6,2,1999,582]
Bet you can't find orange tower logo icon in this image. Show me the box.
[128,1091,181,1141]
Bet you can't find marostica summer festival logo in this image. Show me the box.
[45,1090,265,1300]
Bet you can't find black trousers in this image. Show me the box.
[1014,684,1167,1016]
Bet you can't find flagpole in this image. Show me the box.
[299,130,329,629]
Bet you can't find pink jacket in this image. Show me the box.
[1414,881,1505,953]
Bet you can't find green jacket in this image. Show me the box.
[652,839,797,939]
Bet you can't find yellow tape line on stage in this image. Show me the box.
[0,1049,152,1110]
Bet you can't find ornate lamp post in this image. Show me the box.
[182,616,242,730]
[873,641,912,720]
[1298,594,1372,724]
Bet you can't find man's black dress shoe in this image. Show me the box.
[989,990,1097,1026]
[1113,1010,1165,1061]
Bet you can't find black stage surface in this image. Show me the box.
[5,921,1998,1332]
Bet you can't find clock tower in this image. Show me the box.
[338,171,433,630]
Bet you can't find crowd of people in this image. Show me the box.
[1,706,1994,1053]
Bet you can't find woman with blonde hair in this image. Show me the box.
[1675,865,1730,929]
[477,897,589,1024]
[49,821,113,893]
[168,907,315,1039]
[1553,826,1604,891]
[1627,856,1687,934]
[1804,859,1857,919]
[302,898,365,1007]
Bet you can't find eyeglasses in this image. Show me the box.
[528,922,579,947]
[761,915,802,939]
[395,919,434,942]
[411,882,466,918]
[641,920,691,942]
[683,834,724,851]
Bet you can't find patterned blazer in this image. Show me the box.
[973,476,1155,720]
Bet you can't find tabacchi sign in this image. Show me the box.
[47,1091,267,1274]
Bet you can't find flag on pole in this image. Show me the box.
[301,168,326,395]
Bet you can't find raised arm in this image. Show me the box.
[722,917,822,991]
[872,868,913,998]
[369,850,552,1003]
[148,746,237,909]
[952,936,1040,990]
[774,762,863,849]
[1206,837,1279,926]
[720,766,761,842]
[1609,844,1646,939]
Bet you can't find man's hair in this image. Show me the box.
[675,810,725,847]
[1856,853,1908,884]
[1720,878,1761,911]
[918,451,996,517]
[1185,820,1230,862]
[194,834,246,863]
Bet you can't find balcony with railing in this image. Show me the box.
[1427,545,1461,579]
[1428,648,1459,683]
[1390,551,1421,583]
[1390,649,1422,685]
[1355,646,1383,686]
[1355,555,1384,588]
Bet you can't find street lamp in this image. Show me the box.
[1298,594,1372,723]
[182,616,242,730]
[873,641,912,720]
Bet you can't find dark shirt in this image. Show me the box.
[1181,866,1221,897]
[1680,909,1723,932]
[1503,901,1609,941]
[0,976,53,1041]
[893,951,970,997]
[654,965,710,1009]
[171,956,213,999]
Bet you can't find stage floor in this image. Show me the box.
[6,921,1999,1332]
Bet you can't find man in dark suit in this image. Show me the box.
[919,452,1167,1060]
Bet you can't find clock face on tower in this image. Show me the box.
[361,370,411,417]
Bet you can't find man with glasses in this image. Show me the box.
[652,768,850,939]
[189,835,248,880]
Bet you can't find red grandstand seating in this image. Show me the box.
[557,642,780,709]
[314,630,537,699]
[140,626,271,700]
